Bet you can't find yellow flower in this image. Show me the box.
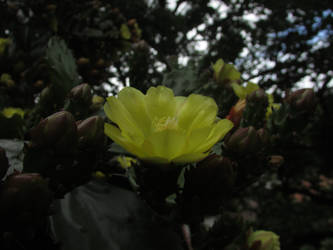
[1,107,24,119]
[104,86,233,164]
[266,94,281,119]
[213,59,241,84]
[231,81,259,100]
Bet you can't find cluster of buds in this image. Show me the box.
[29,110,105,153]
[224,126,268,155]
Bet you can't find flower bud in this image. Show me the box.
[30,111,78,153]
[226,99,246,128]
[0,173,52,229]
[224,126,262,154]
[77,115,105,147]
[247,230,280,250]
[267,155,284,168]
[257,128,269,146]
[285,88,316,111]
[247,89,268,106]
[77,57,90,66]
[0,147,9,179]
[69,83,92,106]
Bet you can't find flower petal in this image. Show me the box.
[104,123,147,158]
[104,96,144,144]
[145,129,187,162]
[177,94,217,133]
[195,119,234,153]
[145,86,177,118]
[117,87,152,136]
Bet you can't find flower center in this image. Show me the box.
[153,116,179,132]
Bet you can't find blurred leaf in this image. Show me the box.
[46,37,80,95]
[50,180,184,250]
[162,64,201,96]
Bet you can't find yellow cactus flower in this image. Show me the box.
[1,107,24,119]
[231,81,259,100]
[266,94,281,119]
[104,86,233,164]
[213,59,241,84]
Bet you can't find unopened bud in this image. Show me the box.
[247,89,268,106]
[247,230,280,250]
[77,116,104,147]
[30,111,78,153]
[0,147,9,179]
[257,128,269,146]
[285,88,316,111]
[95,58,106,68]
[77,57,90,66]
[0,173,52,229]
[224,126,262,154]
[267,155,284,168]
[226,99,246,128]
[69,83,92,106]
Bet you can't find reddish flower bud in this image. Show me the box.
[77,115,105,147]
[224,126,262,154]
[69,83,92,106]
[30,111,78,153]
[285,88,316,111]
[226,99,246,128]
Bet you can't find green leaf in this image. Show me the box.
[46,37,80,96]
